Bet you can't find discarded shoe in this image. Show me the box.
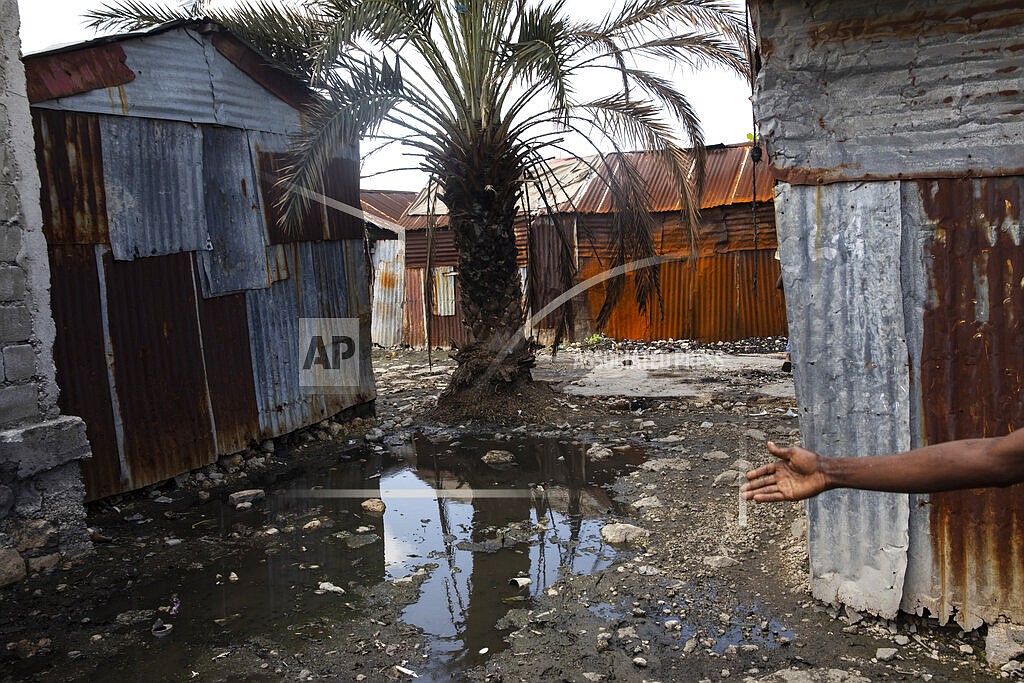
[151,619,173,637]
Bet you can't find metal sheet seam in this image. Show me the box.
[94,244,130,486]
[189,254,221,453]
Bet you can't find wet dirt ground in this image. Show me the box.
[0,344,1007,682]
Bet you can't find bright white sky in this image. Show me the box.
[15,0,753,191]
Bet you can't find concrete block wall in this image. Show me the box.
[0,0,92,587]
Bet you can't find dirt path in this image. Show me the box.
[0,345,1003,682]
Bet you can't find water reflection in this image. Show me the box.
[378,434,644,679]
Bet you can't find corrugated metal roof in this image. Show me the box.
[361,190,419,230]
[24,42,135,104]
[32,109,109,245]
[30,27,303,135]
[775,180,914,619]
[100,115,211,260]
[405,144,772,218]
[198,124,268,296]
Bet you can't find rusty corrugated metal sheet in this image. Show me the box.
[752,0,1024,185]
[209,32,314,112]
[198,124,268,296]
[917,177,1024,629]
[102,250,218,491]
[431,266,457,316]
[194,261,260,457]
[361,190,419,229]
[23,42,135,105]
[246,241,375,437]
[579,250,785,342]
[325,157,364,240]
[31,109,109,246]
[402,267,472,348]
[371,235,405,346]
[100,115,211,260]
[47,245,124,501]
[30,27,302,135]
[573,145,773,213]
[406,228,459,268]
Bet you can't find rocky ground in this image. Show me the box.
[0,342,1018,682]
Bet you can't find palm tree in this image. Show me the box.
[87,0,749,410]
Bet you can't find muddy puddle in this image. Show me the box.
[45,433,647,681]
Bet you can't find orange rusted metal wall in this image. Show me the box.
[919,177,1024,628]
[574,203,786,342]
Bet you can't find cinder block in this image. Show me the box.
[0,383,37,425]
[0,264,26,301]
[0,217,18,262]
[2,344,34,381]
[0,305,30,342]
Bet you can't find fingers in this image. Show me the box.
[741,483,784,502]
[745,462,775,481]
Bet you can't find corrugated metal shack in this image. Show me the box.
[556,143,784,342]
[361,190,411,347]
[24,22,374,500]
[753,0,1024,629]
[399,143,784,348]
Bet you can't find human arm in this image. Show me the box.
[740,429,1024,503]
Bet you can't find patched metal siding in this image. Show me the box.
[30,27,302,134]
[371,236,405,347]
[32,109,109,245]
[198,124,268,296]
[101,251,218,489]
[753,0,1024,184]
[47,245,123,500]
[100,115,211,260]
[406,228,458,268]
[755,0,1024,627]
[906,178,1024,629]
[24,42,135,104]
[775,182,913,617]
[246,241,375,437]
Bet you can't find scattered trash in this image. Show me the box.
[211,651,230,660]
[783,408,798,418]
[88,528,113,543]
[509,577,532,588]
[478,647,489,655]
[317,581,345,594]
[228,572,239,582]
[165,538,183,547]
[302,519,322,531]
[151,619,173,638]
[394,664,418,678]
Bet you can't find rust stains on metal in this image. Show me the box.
[194,270,259,456]
[31,109,109,245]
[808,2,1024,46]
[920,177,1024,627]
[256,150,326,243]
[23,43,135,104]
[102,251,218,491]
[406,229,459,268]
[361,189,425,229]
[47,245,123,501]
[210,32,315,111]
[571,144,773,214]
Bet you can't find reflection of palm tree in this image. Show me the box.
[432,450,467,625]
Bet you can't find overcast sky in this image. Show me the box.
[16,0,753,191]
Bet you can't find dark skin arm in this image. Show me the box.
[741,429,1024,503]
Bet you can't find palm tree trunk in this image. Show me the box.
[437,131,535,400]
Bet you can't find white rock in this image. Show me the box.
[703,555,739,568]
[714,470,742,487]
[875,647,898,661]
[317,581,345,594]
[361,498,386,513]
[586,444,613,461]
[700,421,714,429]
[632,496,662,510]
[600,523,650,546]
[986,622,1024,667]
[744,428,767,441]
[481,449,515,465]
[365,428,385,443]
[894,635,910,646]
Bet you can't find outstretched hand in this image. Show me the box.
[741,441,828,502]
